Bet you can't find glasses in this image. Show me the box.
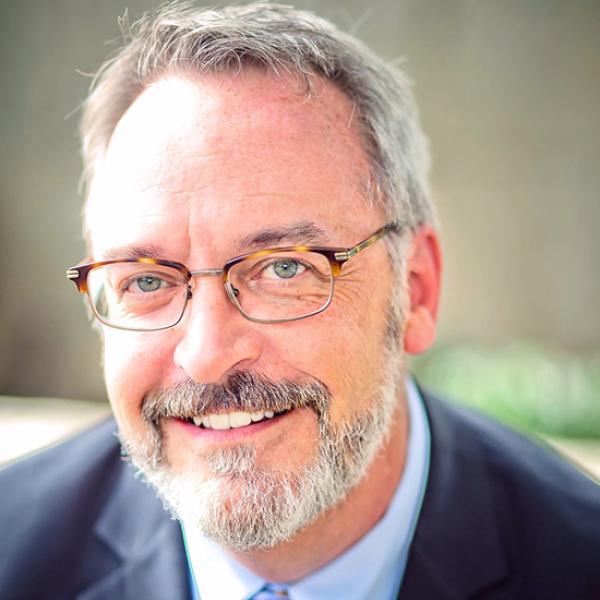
[67,222,401,331]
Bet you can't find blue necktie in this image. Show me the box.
[248,582,290,599]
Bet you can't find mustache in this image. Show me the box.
[141,371,331,425]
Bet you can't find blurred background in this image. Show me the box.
[1,1,599,471]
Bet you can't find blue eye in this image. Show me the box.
[127,275,168,293]
[272,259,300,279]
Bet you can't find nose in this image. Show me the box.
[173,276,262,383]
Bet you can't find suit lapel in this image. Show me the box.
[77,457,191,600]
[398,391,510,599]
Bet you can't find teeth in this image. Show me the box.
[190,409,282,430]
[229,412,252,428]
[209,414,230,430]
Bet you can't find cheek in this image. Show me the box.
[102,331,176,436]
[272,283,391,426]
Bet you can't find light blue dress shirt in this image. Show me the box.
[182,378,431,600]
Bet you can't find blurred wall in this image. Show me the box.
[1,0,599,402]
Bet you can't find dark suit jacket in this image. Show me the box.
[1,391,599,600]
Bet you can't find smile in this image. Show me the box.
[186,409,289,430]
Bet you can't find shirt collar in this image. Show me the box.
[182,377,431,600]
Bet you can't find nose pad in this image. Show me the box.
[224,280,244,315]
[225,280,240,298]
[186,277,238,315]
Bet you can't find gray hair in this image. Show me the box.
[81,1,436,234]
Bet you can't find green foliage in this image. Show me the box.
[411,343,600,439]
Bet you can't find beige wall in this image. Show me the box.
[1,1,599,401]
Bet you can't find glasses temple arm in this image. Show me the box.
[333,221,403,261]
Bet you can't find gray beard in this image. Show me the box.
[118,315,404,552]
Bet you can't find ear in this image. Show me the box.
[403,227,442,355]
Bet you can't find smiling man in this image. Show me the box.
[89,69,417,569]
[1,3,599,600]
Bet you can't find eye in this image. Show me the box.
[123,274,171,293]
[135,275,163,292]
[265,258,306,280]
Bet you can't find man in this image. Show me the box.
[1,2,599,599]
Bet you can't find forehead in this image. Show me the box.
[86,69,380,258]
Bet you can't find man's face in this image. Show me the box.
[86,70,405,549]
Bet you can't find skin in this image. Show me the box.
[86,68,442,581]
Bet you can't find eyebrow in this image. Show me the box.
[98,221,331,262]
[100,244,165,261]
[238,221,330,250]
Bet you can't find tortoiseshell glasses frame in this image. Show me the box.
[66,222,401,331]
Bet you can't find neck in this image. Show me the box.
[225,399,409,582]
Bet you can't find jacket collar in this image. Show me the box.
[399,390,510,599]
[77,453,191,600]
